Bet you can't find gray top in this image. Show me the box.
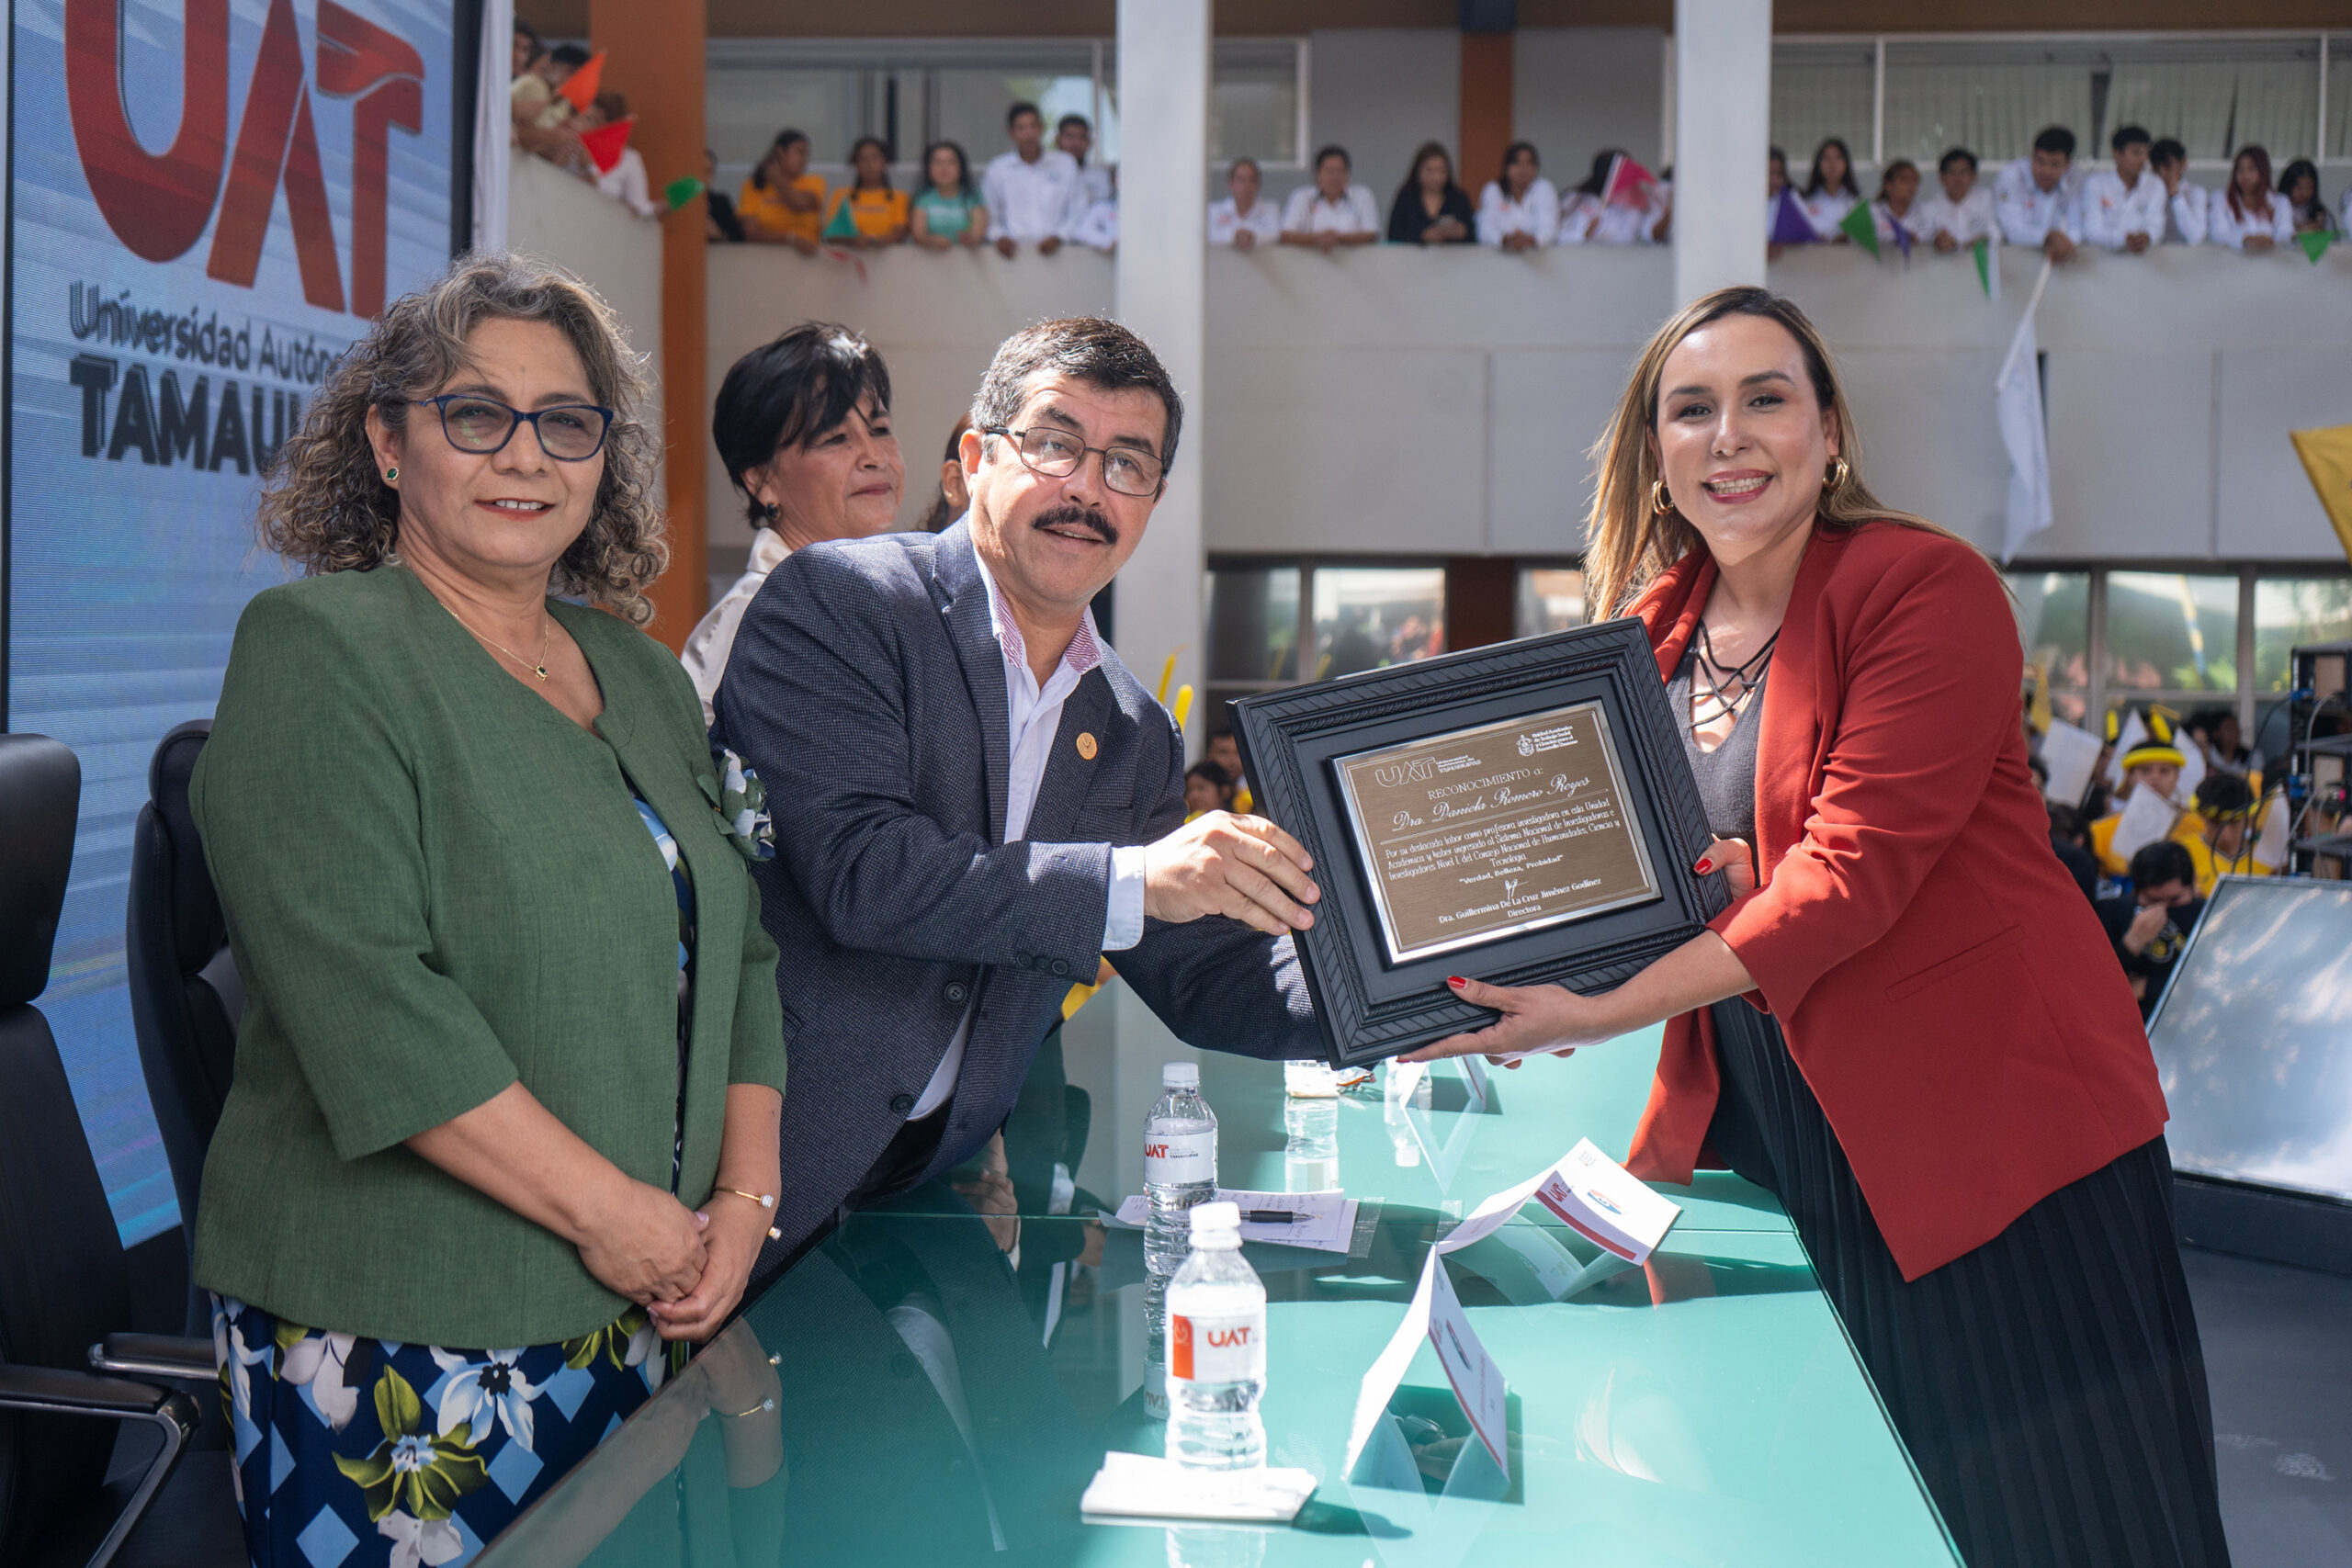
[1668,649,1764,843]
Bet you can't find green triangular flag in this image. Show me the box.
[663,175,706,212]
[821,194,859,242]
[1838,200,1880,258]
[1972,236,2000,299]
[2299,229,2335,265]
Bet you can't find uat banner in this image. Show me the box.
[6,0,473,1239]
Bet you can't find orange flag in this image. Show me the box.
[557,50,605,111]
[577,117,634,175]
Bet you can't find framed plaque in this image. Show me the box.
[1231,620,1728,1067]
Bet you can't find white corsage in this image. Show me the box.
[714,746,774,861]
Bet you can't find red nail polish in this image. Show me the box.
[1693,858,1714,874]
[1447,976,1467,987]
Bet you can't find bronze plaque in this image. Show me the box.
[1331,701,1661,964]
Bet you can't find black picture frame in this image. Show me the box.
[1231,620,1729,1067]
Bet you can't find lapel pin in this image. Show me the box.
[1076,732,1099,761]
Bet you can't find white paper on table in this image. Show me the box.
[2108,784,2179,867]
[1080,1450,1318,1522]
[1526,1139,1681,1264]
[1423,1255,1509,1472]
[1107,1190,1357,1251]
[2104,710,2148,788]
[2254,792,2290,869]
[2038,718,2104,805]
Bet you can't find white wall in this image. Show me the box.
[707,238,2352,569]
[506,153,667,482]
[1514,28,1667,183]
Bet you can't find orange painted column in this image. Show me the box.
[590,0,707,651]
[1458,29,1514,202]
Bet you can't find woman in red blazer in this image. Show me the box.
[1408,288,2226,1567]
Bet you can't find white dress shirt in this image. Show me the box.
[1279,183,1380,235]
[681,526,793,727]
[1475,178,1561,246]
[2160,183,2210,245]
[909,547,1148,1119]
[1916,186,1999,247]
[1072,161,1114,211]
[596,147,660,219]
[2078,168,2168,250]
[1800,188,1859,240]
[981,148,1081,243]
[1867,198,1924,249]
[1556,190,1659,245]
[2206,192,2295,251]
[1207,196,1282,246]
[1994,158,2083,246]
[1069,197,1117,252]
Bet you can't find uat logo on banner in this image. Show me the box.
[66,0,425,318]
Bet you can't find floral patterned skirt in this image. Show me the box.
[212,1294,690,1568]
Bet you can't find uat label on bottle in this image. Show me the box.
[1170,1308,1266,1383]
[1144,1129,1216,1183]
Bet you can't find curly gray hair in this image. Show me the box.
[256,251,668,624]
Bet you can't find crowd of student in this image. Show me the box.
[510,21,662,219]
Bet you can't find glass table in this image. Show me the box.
[475,1030,1960,1567]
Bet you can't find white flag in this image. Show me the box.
[1996,257,2055,562]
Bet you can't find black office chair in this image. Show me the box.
[124,720,241,1327]
[0,734,216,1568]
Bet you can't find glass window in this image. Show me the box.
[935,66,1099,171]
[1883,41,2097,169]
[1310,568,1445,681]
[708,66,862,167]
[1515,569,1588,638]
[1212,40,1302,165]
[2009,571,2091,724]
[1772,42,1879,175]
[2255,577,2352,693]
[1204,565,1301,683]
[2331,37,2352,160]
[2104,571,2239,696]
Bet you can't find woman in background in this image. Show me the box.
[739,130,826,254]
[1408,287,2228,1568]
[1558,149,1664,245]
[1476,141,1559,251]
[1386,141,1476,244]
[196,254,788,1567]
[910,141,989,250]
[2278,158,2335,235]
[921,414,974,532]
[682,323,905,724]
[1867,158,1923,249]
[2210,146,2292,252]
[827,137,910,247]
[1799,136,1861,239]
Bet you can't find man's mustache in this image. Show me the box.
[1030,503,1119,547]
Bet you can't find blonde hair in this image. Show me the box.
[257,252,668,625]
[1583,286,1955,620]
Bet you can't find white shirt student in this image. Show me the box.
[1476,144,1559,250]
[595,145,660,220]
[1207,159,1282,248]
[1557,188,1662,245]
[2208,152,2295,252]
[983,106,1081,251]
[1917,155,2000,251]
[1278,156,1380,243]
[1994,149,2084,255]
[2078,131,2165,254]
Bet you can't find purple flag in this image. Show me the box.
[1770,189,1816,245]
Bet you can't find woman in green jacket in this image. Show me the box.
[194,254,788,1568]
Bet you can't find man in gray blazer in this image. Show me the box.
[717,317,1325,1271]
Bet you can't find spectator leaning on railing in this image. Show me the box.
[985,101,1080,257]
[827,136,911,249]
[1867,160,1923,249]
[912,141,989,250]
[2211,145,2294,253]
[1387,141,1476,245]
[1208,158,1282,248]
[740,130,826,254]
[1477,141,1559,251]
[1798,137,1861,241]
[705,150,745,243]
[2278,158,2335,235]
[1057,114,1114,212]
[1995,126,2083,261]
[579,94,656,219]
[1916,148,1999,252]
[1280,145,1380,251]
[2149,139,2209,245]
[2080,125,2164,254]
[1557,149,1663,245]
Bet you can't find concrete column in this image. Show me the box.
[1113,0,1209,751]
[1670,0,1772,305]
[591,0,707,651]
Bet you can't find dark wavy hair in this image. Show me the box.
[712,321,893,526]
[256,252,665,624]
[971,317,1182,473]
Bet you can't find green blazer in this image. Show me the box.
[191,566,788,1348]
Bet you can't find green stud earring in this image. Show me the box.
[384,467,398,482]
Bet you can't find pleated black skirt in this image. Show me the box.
[1707,1001,2232,1568]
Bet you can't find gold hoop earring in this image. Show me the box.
[1650,478,1674,516]
[1823,456,1849,491]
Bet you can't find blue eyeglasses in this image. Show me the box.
[413,394,615,461]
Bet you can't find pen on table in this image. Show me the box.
[1241,1209,1300,1224]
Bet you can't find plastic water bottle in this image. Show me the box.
[1145,1062,1217,1274]
[1165,1201,1267,1471]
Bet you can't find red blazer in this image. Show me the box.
[1625,522,2167,1280]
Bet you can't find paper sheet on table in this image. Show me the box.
[2108,784,2179,866]
[2039,718,2104,806]
[2254,792,2290,869]
[1080,1450,1318,1522]
[1109,1190,1358,1251]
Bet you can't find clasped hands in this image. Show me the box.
[577,1171,775,1345]
[1399,836,1756,1068]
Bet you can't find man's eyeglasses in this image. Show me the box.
[413,395,614,462]
[984,424,1164,497]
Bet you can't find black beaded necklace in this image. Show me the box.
[1690,619,1778,737]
